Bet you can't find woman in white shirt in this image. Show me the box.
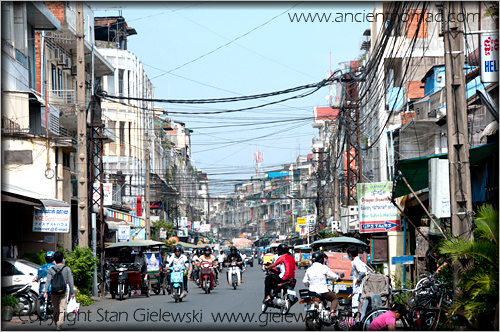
[303,252,340,319]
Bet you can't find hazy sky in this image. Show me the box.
[91,2,373,194]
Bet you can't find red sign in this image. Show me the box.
[136,196,141,216]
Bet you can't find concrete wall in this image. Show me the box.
[387,230,405,282]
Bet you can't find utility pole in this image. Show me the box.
[76,2,88,247]
[443,2,474,292]
[145,130,151,240]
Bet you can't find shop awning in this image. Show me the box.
[393,142,498,198]
[105,219,136,230]
[1,184,69,208]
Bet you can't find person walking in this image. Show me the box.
[45,251,75,331]
[347,245,368,316]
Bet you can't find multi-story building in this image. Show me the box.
[2,1,113,254]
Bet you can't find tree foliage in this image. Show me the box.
[62,246,99,290]
[437,204,499,328]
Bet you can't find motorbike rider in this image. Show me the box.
[240,250,247,270]
[217,250,226,271]
[165,245,190,295]
[303,252,340,321]
[263,243,296,303]
[347,245,369,315]
[191,249,202,282]
[225,246,244,283]
[33,251,56,293]
[199,246,218,286]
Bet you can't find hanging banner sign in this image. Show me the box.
[93,183,113,206]
[33,207,70,233]
[199,224,211,232]
[297,217,307,225]
[480,33,499,83]
[117,226,130,242]
[357,182,400,233]
[193,221,201,231]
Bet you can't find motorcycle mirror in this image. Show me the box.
[340,273,345,278]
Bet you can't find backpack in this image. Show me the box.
[50,266,68,295]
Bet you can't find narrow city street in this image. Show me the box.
[2,265,333,331]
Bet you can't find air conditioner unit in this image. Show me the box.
[53,48,60,61]
[58,51,65,65]
[64,56,71,69]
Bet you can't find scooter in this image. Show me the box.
[299,273,345,331]
[199,261,214,294]
[2,284,37,316]
[168,265,186,303]
[261,267,298,315]
[111,264,129,301]
[226,261,242,290]
[36,278,53,321]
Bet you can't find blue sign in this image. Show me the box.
[392,255,414,265]
[360,221,399,232]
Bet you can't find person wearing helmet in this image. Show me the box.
[33,251,56,294]
[200,246,218,286]
[303,251,340,321]
[166,245,190,295]
[225,246,244,282]
[190,249,202,282]
[263,243,296,303]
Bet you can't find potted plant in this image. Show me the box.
[2,295,19,321]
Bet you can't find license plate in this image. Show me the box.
[304,303,315,311]
[287,289,296,296]
[39,277,46,283]
[334,285,347,293]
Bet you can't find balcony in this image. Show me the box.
[48,90,91,133]
[312,137,325,150]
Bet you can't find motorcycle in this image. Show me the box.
[111,265,129,301]
[199,261,215,294]
[299,273,345,331]
[168,265,186,303]
[227,261,242,290]
[261,267,298,315]
[2,284,37,316]
[36,278,53,321]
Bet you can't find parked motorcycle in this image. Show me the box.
[261,267,297,315]
[299,273,345,330]
[2,284,37,316]
[111,264,129,301]
[199,261,215,294]
[168,265,186,303]
[226,261,242,290]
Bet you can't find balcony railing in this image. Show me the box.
[48,90,91,114]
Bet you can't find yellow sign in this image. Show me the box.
[297,218,306,225]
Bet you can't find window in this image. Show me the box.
[128,122,132,156]
[1,261,23,276]
[119,121,125,155]
[63,152,70,168]
[51,64,57,92]
[118,69,124,96]
[58,68,63,95]
[107,74,115,94]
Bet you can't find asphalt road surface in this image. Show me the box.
[2,260,339,331]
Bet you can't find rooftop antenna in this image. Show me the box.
[253,148,263,175]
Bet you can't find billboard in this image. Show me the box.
[92,183,113,206]
[357,182,400,233]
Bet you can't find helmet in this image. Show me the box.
[312,251,325,264]
[45,251,55,264]
[204,246,212,255]
[277,243,289,255]
[173,245,183,254]
[230,246,237,254]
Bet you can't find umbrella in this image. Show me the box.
[105,239,165,249]
[311,236,368,248]
[232,238,252,248]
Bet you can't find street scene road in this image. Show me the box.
[2,263,333,331]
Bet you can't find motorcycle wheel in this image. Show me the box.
[179,298,183,302]
[111,292,116,299]
[305,317,317,331]
[204,281,209,294]
[17,294,32,316]
[36,297,49,321]
[154,287,160,295]
[281,296,290,315]
[261,302,268,313]
[119,284,124,301]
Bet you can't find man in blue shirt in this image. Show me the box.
[33,251,55,294]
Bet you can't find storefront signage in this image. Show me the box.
[199,224,211,232]
[481,33,499,83]
[357,182,400,233]
[33,207,70,233]
[117,226,130,242]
